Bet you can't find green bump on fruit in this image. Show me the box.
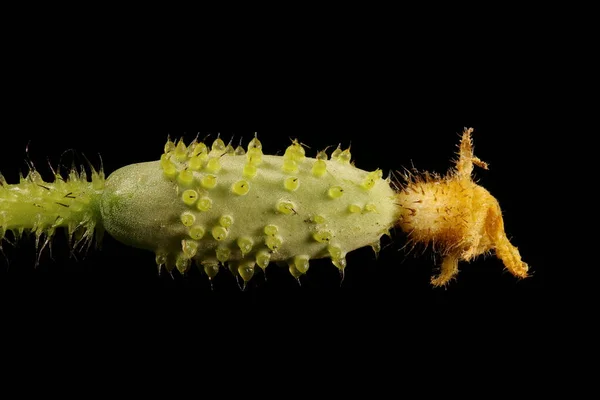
[234,146,246,156]
[328,245,344,260]
[332,257,347,271]
[219,215,234,228]
[284,176,300,191]
[191,142,208,157]
[182,189,198,205]
[177,170,194,186]
[348,204,362,213]
[224,144,235,156]
[181,212,195,226]
[288,263,303,279]
[266,235,283,251]
[155,253,168,271]
[277,200,296,215]
[284,141,306,163]
[331,146,342,160]
[282,159,298,174]
[211,138,226,153]
[313,230,333,243]
[201,174,217,189]
[175,140,188,161]
[176,255,191,274]
[164,139,176,153]
[316,150,328,160]
[328,186,344,199]
[197,197,213,212]
[206,158,221,173]
[338,148,351,164]
[182,239,199,258]
[238,261,255,282]
[328,245,348,272]
[248,136,262,150]
[212,226,228,241]
[247,148,263,166]
[294,255,310,274]
[231,180,250,196]
[311,215,326,224]
[256,250,271,270]
[264,224,278,236]
[189,225,205,240]
[189,154,207,170]
[204,263,220,279]
[311,159,327,177]
[216,247,231,263]
[361,169,383,190]
[364,203,377,212]
[161,157,177,177]
[237,237,254,256]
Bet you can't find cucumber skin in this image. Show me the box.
[100,156,398,271]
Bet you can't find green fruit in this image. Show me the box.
[100,137,398,278]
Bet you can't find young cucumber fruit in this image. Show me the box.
[100,137,397,280]
[1,129,529,286]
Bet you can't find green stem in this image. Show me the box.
[0,167,105,254]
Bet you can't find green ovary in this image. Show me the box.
[99,152,399,273]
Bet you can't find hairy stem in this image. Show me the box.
[0,167,105,257]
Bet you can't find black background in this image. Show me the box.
[0,18,575,392]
